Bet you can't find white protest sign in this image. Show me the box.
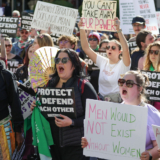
[156,12,160,29]
[119,0,135,34]
[152,125,160,148]
[133,0,159,34]
[81,0,117,31]
[83,99,148,160]
[31,1,78,36]
[0,7,4,16]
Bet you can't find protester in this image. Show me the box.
[82,70,160,160]
[100,33,109,42]
[99,39,109,52]
[131,30,154,70]
[31,48,98,160]
[11,28,33,58]
[128,16,146,54]
[12,10,20,17]
[78,17,130,102]
[4,38,23,66]
[143,42,160,111]
[29,28,38,39]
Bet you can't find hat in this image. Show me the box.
[132,16,145,24]
[19,27,29,31]
[88,32,101,42]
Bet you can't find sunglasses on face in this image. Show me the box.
[5,44,12,48]
[54,57,70,64]
[106,46,116,50]
[149,50,159,55]
[89,38,98,41]
[21,31,28,34]
[59,41,69,44]
[118,79,140,88]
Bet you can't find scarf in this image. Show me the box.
[18,40,30,49]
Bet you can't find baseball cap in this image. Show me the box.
[132,16,145,24]
[88,32,100,42]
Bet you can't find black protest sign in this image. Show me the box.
[142,70,160,102]
[0,17,18,37]
[21,13,33,30]
[51,33,62,45]
[37,87,76,119]
[84,51,107,71]
[7,59,19,73]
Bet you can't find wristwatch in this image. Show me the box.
[149,152,152,160]
[70,120,75,127]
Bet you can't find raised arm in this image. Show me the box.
[78,18,97,64]
[114,17,130,67]
[0,35,7,60]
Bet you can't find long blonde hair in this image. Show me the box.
[143,42,160,71]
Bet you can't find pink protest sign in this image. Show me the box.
[156,12,160,29]
[152,125,160,147]
[84,99,148,160]
[81,0,117,31]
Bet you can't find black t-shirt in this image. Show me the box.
[7,55,23,73]
[128,36,137,54]
[131,50,144,70]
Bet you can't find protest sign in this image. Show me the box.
[0,7,4,16]
[134,0,159,34]
[81,0,117,31]
[0,17,19,37]
[152,125,160,148]
[31,1,78,36]
[84,51,107,70]
[37,87,76,118]
[141,70,160,102]
[156,12,160,29]
[7,59,19,73]
[8,80,35,119]
[119,0,135,34]
[51,33,62,45]
[21,13,33,30]
[83,99,148,160]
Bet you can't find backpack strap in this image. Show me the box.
[78,78,88,94]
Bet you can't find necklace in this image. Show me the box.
[108,63,117,71]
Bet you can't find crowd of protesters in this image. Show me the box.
[1,7,160,160]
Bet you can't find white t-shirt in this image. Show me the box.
[96,54,131,96]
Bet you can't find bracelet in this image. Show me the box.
[149,152,152,160]
[117,29,122,33]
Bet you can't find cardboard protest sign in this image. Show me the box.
[0,7,4,16]
[134,0,159,34]
[21,13,33,30]
[7,59,19,73]
[31,1,78,36]
[0,17,19,37]
[37,87,76,118]
[156,12,160,29]
[119,0,135,34]
[81,0,117,31]
[8,80,35,119]
[152,125,160,148]
[84,51,107,70]
[83,99,148,160]
[141,70,160,102]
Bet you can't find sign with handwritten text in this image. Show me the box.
[81,0,117,31]
[156,12,160,29]
[134,0,159,34]
[83,99,148,160]
[119,0,135,34]
[152,125,160,148]
[31,1,78,36]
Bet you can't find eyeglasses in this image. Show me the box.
[88,38,98,41]
[106,46,116,50]
[149,50,159,55]
[118,79,140,88]
[59,41,69,44]
[5,44,12,48]
[54,57,70,64]
[21,31,28,34]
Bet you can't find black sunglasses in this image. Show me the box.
[54,57,70,64]
[106,46,116,50]
[89,38,98,41]
[118,79,140,88]
[149,50,159,55]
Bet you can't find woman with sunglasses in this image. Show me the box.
[78,17,130,102]
[82,70,160,160]
[4,38,23,72]
[31,48,98,160]
[143,42,160,111]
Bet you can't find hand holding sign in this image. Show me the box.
[140,151,150,160]
[81,137,88,148]
[114,17,120,30]
[55,114,72,127]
